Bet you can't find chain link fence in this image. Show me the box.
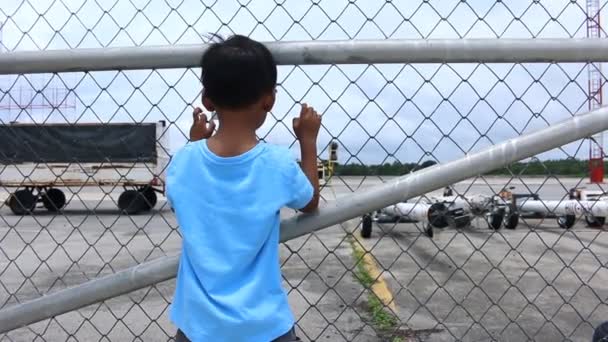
[1,1,608,341]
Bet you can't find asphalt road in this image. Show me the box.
[0,176,606,341]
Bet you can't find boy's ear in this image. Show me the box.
[202,95,215,112]
[262,89,276,112]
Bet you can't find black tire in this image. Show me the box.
[557,215,576,229]
[503,205,519,229]
[585,216,605,228]
[503,213,519,229]
[42,188,66,212]
[425,224,434,238]
[488,212,503,230]
[361,214,373,239]
[139,187,157,211]
[8,190,36,215]
[428,203,449,229]
[118,190,146,215]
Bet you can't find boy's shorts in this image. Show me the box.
[174,327,301,342]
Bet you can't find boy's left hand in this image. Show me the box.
[189,107,216,141]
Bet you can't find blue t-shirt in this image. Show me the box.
[166,140,314,342]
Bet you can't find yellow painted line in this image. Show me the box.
[328,183,397,313]
[352,234,398,313]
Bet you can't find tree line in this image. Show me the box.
[333,159,599,176]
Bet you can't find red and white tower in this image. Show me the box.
[587,0,605,183]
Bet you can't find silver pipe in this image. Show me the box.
[1,38,608,74]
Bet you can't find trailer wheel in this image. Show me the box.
[488,212,503,230]
[503,213,519,229]
[139,187,157,211]
[585,216,605,228]
[425,224,434,238]
[503,205,519,229]
[361,214,373,239]
[42,188,66,212]
[118,190,146,215]
[428,203,449,229]
[8,190,36,215]
[557,215,575,229]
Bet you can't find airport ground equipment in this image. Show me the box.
[0,121,169,215]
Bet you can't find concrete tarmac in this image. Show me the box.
[0,176,606,341]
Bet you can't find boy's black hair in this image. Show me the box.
[201,34,277,109]
[594,321,608,342]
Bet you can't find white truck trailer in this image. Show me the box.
[0,121,170,215]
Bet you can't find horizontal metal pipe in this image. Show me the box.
[382,202,432,221]
[519,199,608,217]
[1,38,608,74]
[2,106,608,333]
[432,194,495,214]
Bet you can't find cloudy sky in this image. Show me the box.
[0,0,607,166]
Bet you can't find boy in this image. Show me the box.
[594,321,608,342]
[166,34,321,342]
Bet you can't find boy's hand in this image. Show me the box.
[293,103,321,213]
[293,103,321,142]
[190,107,216,142]
[293,103,321,143]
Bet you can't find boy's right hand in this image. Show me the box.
[293,103,321,143]
[190,107,216,142]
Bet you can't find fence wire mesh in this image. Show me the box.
[1,0,608,341]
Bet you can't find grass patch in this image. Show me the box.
[349,237,403,341]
